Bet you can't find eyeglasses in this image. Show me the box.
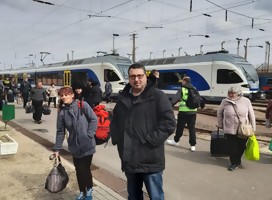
[129,74,145,79]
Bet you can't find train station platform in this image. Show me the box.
[1,101,272,200]
[0,119,125,200]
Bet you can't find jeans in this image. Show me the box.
[125,171,164,200]
[48,97,57,107]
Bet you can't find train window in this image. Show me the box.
[267,79,272,84]
[57,72,63,86]
[217,69,243,84]
[71,72,88,83]
[158,72,182,89]
[104,69,120,82]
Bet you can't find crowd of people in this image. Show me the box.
[0,64,262,199]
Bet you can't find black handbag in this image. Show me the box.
[42,105,51,115]
[45,155,69,193]
[25,103,35,113]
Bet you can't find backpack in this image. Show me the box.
[183,87,202,109]
[93,105,111,145]
[77,101,110,145]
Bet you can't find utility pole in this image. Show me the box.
[130,33,137,63]
[265,41,270,72]
[244,38,249,60]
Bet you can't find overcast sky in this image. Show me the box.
[0,0,272,70]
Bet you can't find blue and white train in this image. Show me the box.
[140,50,259,102]
[0,54,132,96]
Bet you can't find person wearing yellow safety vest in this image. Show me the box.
[166,76,198,152]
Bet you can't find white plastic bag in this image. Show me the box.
[265,119,271,128]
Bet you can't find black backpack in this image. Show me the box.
[183,87,202,109]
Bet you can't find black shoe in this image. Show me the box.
[38,120,42,124]
[228,164,239,171]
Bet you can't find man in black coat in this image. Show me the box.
[20,78,32,108]
[110,63,176,200]
[85,78,102,108]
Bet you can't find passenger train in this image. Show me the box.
[258,72,272,99]
[140,50,260,102]
[0,54,132,96]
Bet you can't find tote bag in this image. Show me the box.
[237,121,254,138]
[45,156,69,193]
[244,135,260,161]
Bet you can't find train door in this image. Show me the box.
[63,70,71,87]
[71,70,88,88]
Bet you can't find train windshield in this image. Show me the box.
[237,63,258,82]
[117,64,129,79]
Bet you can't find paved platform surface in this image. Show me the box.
[1,102,272,200]
[0,120,125,200]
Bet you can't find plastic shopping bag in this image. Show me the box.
[244,135,260,161]
[265,119,272,128]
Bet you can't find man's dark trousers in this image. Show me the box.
[174,112,197,146]
[32,100,43,122]
[22,92,29,108]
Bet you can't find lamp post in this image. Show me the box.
[236,38,242,55]
[221,41,225,50]
[112,33,119,54]
[200,45,203,54]
[150,52,153,59]
[163,50,166,58]
[29,54,33,66]
[244,38,250,60]
[178,47,182,56]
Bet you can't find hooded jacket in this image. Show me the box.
[110,80,176,173]
[54,100,98,158]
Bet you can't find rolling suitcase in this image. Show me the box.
[210,127,228,157]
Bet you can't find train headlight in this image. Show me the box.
[241,84,250,88]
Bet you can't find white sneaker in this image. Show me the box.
[190,146,196,152]
[166,139,179,146]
